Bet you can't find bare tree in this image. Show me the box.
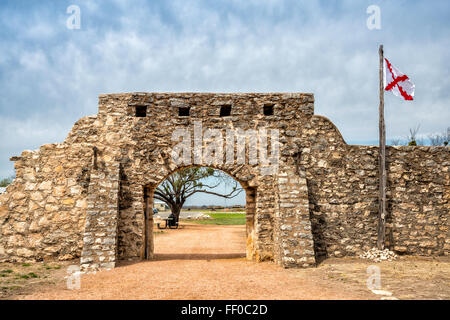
[443,126,450,146]
[428,126,450,146]
[428,133,445,146]
[154,167,243,220]
[389,138,402,146]
[406,124,420,146]
[446,127,450,146]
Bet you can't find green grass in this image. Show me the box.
[180,209,245,214]
[0,270,13,274]
[1,286,21,291]
[184,213,246,225]
[2,285,21,291]
[43,264,61,270]
[200,212,245,215]
[15,272,39,280]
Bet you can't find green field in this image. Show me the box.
[183,213,246,225]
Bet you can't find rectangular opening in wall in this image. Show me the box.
[135,105,147,117]
[263,104,274,116]
[220,105,232,117]
[179,107,190,116]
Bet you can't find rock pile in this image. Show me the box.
[185,214,212,220]
[359,248,398,262]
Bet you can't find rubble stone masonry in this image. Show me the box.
[0,93,448,270]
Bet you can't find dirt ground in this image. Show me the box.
[3,223,449,300]
[0,261,73,299]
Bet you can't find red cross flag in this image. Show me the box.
[384,58,415,100]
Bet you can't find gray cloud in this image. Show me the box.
[0,0,449,178]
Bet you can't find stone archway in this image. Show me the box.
[138,166,258,262]
[75,93,318,271]
[113,161,273,269]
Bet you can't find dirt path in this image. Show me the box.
[13,223,450,300]
[16,224,371,299]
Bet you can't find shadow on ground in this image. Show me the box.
[154,253,246,261]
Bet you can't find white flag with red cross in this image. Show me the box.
[384,58,415,101]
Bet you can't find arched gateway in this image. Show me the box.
[0,93,448,271]
[77,93,317,271]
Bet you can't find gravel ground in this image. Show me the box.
[11,223,450,300]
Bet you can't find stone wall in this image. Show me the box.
[0,92,448,269]
[0,142,92,262]
[0,114,103,262]
[301,117,449,259]
[80,162,120,271]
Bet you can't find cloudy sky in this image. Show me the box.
[0,0,449,205]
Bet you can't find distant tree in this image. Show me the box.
[428,127,449,146]
[389,138,402,146]
[0,176,14,188]
[446,127,450,146]
[154,167,243,220]
[428,133,444,146]
[407,125,421,146]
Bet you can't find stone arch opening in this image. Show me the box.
[139,165,258,262]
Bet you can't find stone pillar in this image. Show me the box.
[245,187,257,261]
[276,167,316,267]
[80,162,120,272]
[253,183,277,262]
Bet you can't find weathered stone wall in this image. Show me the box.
[93,93,316,266]
[0,92,448,269]
[300,117,449,259]
[80,162,120,271]
[0,116,97,262]
[0,112,124,264]
[386,146,448,254]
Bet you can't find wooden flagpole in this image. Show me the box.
[377,44,386,250]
